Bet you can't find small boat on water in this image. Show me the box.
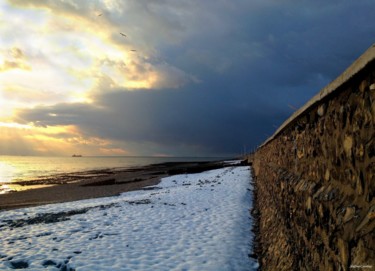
[72,154,82,157]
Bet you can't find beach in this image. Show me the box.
[0,160,234,211]
[0,162,258,270]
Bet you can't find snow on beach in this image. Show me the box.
[0,165,258,271]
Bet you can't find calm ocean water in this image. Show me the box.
[0,155,227,185]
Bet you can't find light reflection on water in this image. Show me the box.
[0,156,227,193]
[0,161,16,183]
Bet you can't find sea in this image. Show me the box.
[0,155,228,193]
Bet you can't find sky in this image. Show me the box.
[0,0,375,157]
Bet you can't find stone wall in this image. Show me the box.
[250,45,375,270]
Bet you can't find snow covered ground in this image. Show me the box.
[0,165,258,271]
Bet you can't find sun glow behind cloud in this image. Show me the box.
[0,0,194,107]
[0,121,130,156]
[0,122,31,129]
[0,0,197,156]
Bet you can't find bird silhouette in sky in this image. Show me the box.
[120,33,127,37]
[97,13,103,16]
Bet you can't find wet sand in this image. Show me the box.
[0,161,231,211]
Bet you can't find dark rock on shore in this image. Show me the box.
[2,203,119,229]
[8,260,29,269]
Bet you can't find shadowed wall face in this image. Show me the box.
[252,61,375,270]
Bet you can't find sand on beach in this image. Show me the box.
[0,161,232,211]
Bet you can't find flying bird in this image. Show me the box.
[97,13,103,16]
[120,33,127,37]
[130,49,137,52]
[288,104,297,110]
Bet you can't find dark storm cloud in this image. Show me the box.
[17,86,286,155]
[14,0,375,156]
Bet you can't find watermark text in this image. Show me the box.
[350,265,373,269]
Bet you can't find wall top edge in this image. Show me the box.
[258,43,375,149]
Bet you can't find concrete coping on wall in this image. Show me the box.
[258,43,375,149]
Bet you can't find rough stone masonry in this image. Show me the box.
[250,44,375,270]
